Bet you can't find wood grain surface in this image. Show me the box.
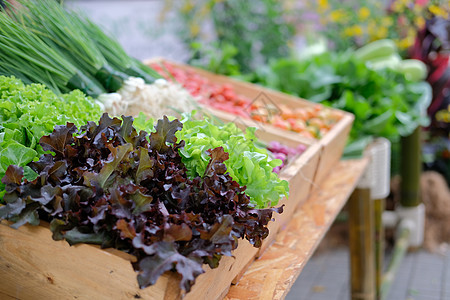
[225,158,369,300]
[0,220,257,300]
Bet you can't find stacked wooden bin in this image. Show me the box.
[0,61,353,300]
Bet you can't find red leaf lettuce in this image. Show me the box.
[0,113,282,292]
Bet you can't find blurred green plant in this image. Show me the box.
[248,51,432,157]
[189,42,241,76]
[163,0,294,73]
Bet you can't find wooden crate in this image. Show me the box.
[147,59,354,186]
[248,132,321,258]
[0,220,259,300]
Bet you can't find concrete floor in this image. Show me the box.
[286,246,450,300]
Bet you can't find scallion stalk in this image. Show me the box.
[0,12,104,96]
[13,0,129,92]
[75,16,161,83]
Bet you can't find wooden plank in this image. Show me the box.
[226,158,369,299]
[256,142,321,257]
[185,241,258,300]
[0,221,168,300]
[374,198,385,300]
[0,220,257,300]
[315,113,354,184]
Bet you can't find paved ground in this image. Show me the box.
[286,245,450,300]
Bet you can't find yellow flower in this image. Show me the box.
[358,7,371,20]
[354,25,364,36]
[376,27,389,39]
[368,20,388,40]
[330,9,346,22]
[429,5,448,18]
[344,25,364,37]
[414,16,426,28]
[181,0,194,13]
[318,0,329,12]
[189,23,200,37]
[391,1,404,13]
[381,17,394,27]
[397,36,414,49]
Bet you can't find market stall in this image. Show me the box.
[1,0,447,299]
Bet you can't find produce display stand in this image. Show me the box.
[0,221,260,300]
[145,59,355,257]
[226,158,369,300]
[0,61,356,300]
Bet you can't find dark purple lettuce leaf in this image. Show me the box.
[39,123,77,158]
[149,116,183,153]
[134,241,204,291]
[203,147,229,177]
[1,165,24,186]
[0,114,282,292]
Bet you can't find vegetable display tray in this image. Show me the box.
[0,220,256,300]
[146,59,354,186]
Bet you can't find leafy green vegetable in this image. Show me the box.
[248,52,432,157]
[0,76,102,200]
[75,16,161,83]
[0,114,282,291]
[134,113,288,208]
[177,114,288,209]
[0,0,161,96]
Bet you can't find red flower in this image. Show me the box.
[415,0,429,6]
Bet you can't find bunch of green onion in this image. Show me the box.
[0,0,161,96]
[0,10,105,96]
[78,17,161,83]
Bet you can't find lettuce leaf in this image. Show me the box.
[0,76,102,201]
[175,114,288,209]
[134,112,289,209]
[250,52,432,157]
